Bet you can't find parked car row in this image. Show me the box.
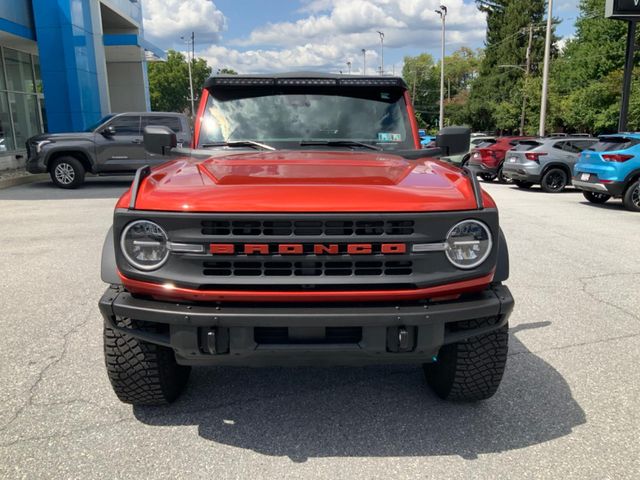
[442,132,640,212]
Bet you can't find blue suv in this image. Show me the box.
[573,134,640,212]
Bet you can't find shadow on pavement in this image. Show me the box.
[0,176,133,201]
[134,322,585,461]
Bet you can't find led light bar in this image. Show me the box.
[277,78,338,86]
[339,78,402,86]
[167,242,205,254]
[213,78,275,86]
[412,243,447,252]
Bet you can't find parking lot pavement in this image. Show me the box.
[0,178,639,479]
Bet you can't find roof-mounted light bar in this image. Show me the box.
[277,78,338,85]
[339,78,402,86]
[212,78,275,86]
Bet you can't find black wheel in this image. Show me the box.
[497,166,513,184]
[513,180,533,189]
[582,191,611,204]
[479,173,495,182]
[104,318,191,405]
[540,168,568,193]
[50,156,85,189]
[460,154,470,168]
[424,319,508,402]
[622,180,640,212]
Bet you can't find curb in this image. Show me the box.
[0,174,48,190]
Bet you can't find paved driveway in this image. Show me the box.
[0,178,638,479]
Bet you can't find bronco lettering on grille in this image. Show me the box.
[209,243,407,255]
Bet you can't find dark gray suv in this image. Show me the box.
[502,137,597,192]
[26,112,191,188]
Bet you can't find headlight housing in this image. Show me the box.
[34,140,52,153]
[445,220,492,269]
[120,220,169,271]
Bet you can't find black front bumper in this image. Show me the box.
[25,154,47,174]
[99,284,514,367]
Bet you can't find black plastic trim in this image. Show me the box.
[463,166,484,209]
[128,165,151,210]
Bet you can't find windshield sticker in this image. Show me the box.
[378,132,402,142]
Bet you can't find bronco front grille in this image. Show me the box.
[201,219,414,236]
[203,260,413,277]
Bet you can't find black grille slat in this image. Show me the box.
[203,260,412,277]
[201,218,414,236]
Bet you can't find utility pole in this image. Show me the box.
[539,0,553,137]
[619,21,636,132]
[181,32,196,118]
[377,31,385,75]
[361,49,366,74]
[435,5,447,130]
[520,25,533,136]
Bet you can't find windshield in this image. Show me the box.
[85,115,115,132]
[198,87,414,151]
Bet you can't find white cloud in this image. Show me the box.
[143,0,486,75]
[141,0,226,44]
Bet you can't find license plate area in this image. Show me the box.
[580,173,591,181]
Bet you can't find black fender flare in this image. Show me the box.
[623,168,640,186]
[44,146,96,173]
[540,162,572,179]
[101,227,121,285]
[494,227,509,283]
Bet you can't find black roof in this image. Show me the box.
[204,71,408,89]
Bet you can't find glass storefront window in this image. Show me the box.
[9,93,40,147]
[0,53,5,91]
[4,48,35,93]
[0,47,43,152]
[0,92,16,152]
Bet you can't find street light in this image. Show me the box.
[361,49,366,74]
[435,5,447,130]
[377,31,384,75]
[539,0,553,136]
[180,32,196,118]
[346,61,352,74]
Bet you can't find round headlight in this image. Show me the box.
[445,220,492,269]
[121,220,169,271]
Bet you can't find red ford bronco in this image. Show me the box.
[99,73,513,405]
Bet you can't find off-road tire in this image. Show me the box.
[540,168,568,193]
[622,180,640,212]
[582,191,611,204]
[104,318,191,405]
[424,319,508,402]
[50,156,85,189]
[513,180,533,189]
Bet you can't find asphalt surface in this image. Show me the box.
[1,177,639,479]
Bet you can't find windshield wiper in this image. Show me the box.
[201,140,276,151]
[299,140,382,151]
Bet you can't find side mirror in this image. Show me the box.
[436,126,471,156]
[102,125,116,136]
[143,125,177,155]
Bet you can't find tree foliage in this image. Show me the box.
[147,50,212,114]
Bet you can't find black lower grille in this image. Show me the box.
[203,260,412,277]
[255,327,362,344]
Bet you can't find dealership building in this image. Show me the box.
[0,0,162,170]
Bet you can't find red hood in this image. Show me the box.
[118,151,494,212]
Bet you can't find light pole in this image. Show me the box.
[180,32,196,118]
[435,6,447,130]
[346,61,352,74]
[539,0,553,137]
[361,49,366,74]
[377,31,384,75]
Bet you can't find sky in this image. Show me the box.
[140,0,582,75]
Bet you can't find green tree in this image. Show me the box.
[217,68,238,75]
[468,0,554,131]
[147,50,212,114]
[402,53,439,128]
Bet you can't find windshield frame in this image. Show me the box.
[196,86,417,152]
[85,114,115,132]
